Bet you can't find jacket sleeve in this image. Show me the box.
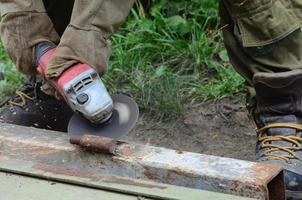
[45,0,135,78]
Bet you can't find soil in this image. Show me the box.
[122,95,257,161]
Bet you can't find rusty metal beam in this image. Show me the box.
[0,123,285,199]
[0,159,250,200]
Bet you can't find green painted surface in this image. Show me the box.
[0,172,147,200]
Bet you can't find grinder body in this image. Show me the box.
[36,43,113,125]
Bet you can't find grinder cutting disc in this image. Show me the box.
[68,94,139,140]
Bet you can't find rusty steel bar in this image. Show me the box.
[70,135,119,155]
[0,123,285,200]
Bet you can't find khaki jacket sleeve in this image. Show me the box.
[46,0,135,78]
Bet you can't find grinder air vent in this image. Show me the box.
[73,76,93,92]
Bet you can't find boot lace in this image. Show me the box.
[8,91,34,107]
[1,77,36,108]
[257,123,302,162]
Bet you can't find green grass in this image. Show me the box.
[0,44,25,102]
[0,0,244,119]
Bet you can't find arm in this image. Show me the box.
[45,0,135,79]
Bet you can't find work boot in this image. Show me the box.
[0,77,73,132]
[252,70,302,199]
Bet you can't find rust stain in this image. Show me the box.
[252,163,285,200]
[143,167,158,180]
[252,163,282,185]
[34,163,167,190]
[253,162,282,173]
[71,135,118,155]
[34,163,100,181]
[1,142,63,161]
[165,171,175,184]
[228,179,265,199]
[26,146,62,156]
[167,166,197,177]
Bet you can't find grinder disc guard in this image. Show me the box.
[68,94,139,140]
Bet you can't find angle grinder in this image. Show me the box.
[35,42,139,139]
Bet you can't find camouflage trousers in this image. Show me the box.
[220,0,302,85]
[0,0,134,78]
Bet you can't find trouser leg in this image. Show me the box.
[220,2,302,196]
[45,0,135,78]
[219,0,302,85]
[0,0,60,75]
[42,0,74,37]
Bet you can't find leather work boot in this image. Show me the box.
[0,77,73,132]
[252,70,302,199]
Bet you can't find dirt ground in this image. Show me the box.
[123,95,257,161]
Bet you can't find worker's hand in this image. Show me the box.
[45,0,135,79]
[0,0,59,75]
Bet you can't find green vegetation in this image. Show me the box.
[0,0,244,119]
[0,44,25,101]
